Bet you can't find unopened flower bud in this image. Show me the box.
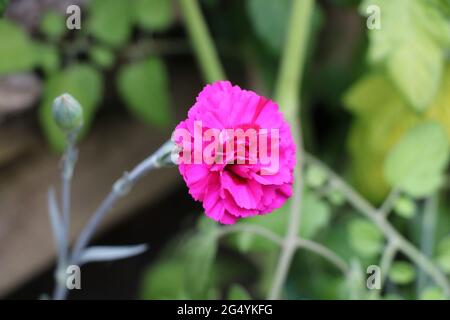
[52,93,83,132]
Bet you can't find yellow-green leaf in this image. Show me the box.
[384,121,450,197]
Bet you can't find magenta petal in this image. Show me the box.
[174,80,296,224]
[221,171,263,209]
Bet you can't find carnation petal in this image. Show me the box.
[221,171,263,209]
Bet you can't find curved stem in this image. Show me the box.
[52,141,175,300]
[378,188,401,218]
[417,195,438,294]
[178,0,226,83]
[71,141,174,263]
[373,240,398,299]
[52,133,77,300]
[217,224,349,275]
[217,224,283,245]
[294,238,349,274]
[304,152,450,297]
[268,0,314,300]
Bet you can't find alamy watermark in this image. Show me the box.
[66,5,81,30]
[365,4,381,30]
[172,121,281,175]
[366,265,381,290]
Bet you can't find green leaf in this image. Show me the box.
[326,188,345,206]
[247,0,291,52]
[0,20,35,74]
[89,46,115,69]
[117,58,172,127]
[344,73,419,203]
[384,121,450,197]
[305,164,327,188]
[348,219,383,258]
[35,43,60,74]
[300,191,331,239]
[435,236,450,274]
[227,284,251,300]
[388,261,416,285]
[393,196,416,219]
[39,64,103,151]
[40,11,66,39]
[419,286,446,300]
[344,68,450,202]
[360,0,449,111]
[88,0,133,47]
[0,0,8,17]
[140,259,188,299]
[134,0,174,32]
[182,228,218,298]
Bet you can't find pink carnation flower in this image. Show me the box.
[174,81,296,224]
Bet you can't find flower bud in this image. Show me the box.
[52,93,83,132]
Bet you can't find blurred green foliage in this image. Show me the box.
[0,0,8,17]
[246,0,291,53]
[360,0,449,111]
[138,0,450,301]
[0,20,35,74]
[1,0,175,151]
[117,58,172,127]
[384,121,450,197]
[1,0,450,300]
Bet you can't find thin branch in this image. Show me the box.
[294,238,349,275]
[217,224,283,245]
[378,188,401,218]
[52,141,175,300]
[217,224,349,275]
[268,0,314,300]
[178,0,226,83]
[380,241,398,286]
[304,152,450,297]
[417,195,438,294]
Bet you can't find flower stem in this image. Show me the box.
[70,141,175,263]
[378,188,401,218]
[52,132,78,300]
[374,240,398,299]
[52,141,175,300]
[178,0,226,83]
[294,238,349,274]
[218,224,283,245]
[268,0,314,300]
[304,152,450,297]
[217,224,348,275]
[417,195,438,294]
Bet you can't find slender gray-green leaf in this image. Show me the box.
[79,244,148,265]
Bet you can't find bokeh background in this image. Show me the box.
[1,0,450,299]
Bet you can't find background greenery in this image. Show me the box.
[1,0,450,300]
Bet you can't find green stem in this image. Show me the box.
[274,0,312,119]
[217,224,283,245]
[417,195,438,294]
[294,238,349,274]
[268,0,314,300]
[305,152,450,297]
[378,188,401,218]
[178,0,226,83]
[217,224,349,275]
[373,240,398,299]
